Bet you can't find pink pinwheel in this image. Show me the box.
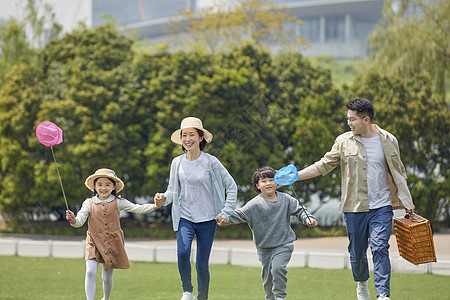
[36,121,71,222]
[36,121,63,146]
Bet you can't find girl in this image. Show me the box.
[66,168,163,300]
[154,117,237,300]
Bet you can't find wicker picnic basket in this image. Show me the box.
[393,213,436,265]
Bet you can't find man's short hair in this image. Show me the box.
[346,98,374,121]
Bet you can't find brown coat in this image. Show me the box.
[85,197,130,271]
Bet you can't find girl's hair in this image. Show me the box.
[251,166,277,193]
[181,128,208,151]
[93,177,117,197]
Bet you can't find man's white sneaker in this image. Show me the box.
[377,294,390,300]
[181,292,196,300]
[356,281,370,300]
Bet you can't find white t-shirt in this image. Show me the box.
[361,134,392,209]
[178,152,216,222]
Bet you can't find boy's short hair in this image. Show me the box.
[252,166,277,193]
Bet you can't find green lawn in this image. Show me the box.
[0,256,448,299]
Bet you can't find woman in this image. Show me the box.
[155,117,237,300]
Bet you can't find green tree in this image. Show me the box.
[369,0,450,98]
[0,19,34,84]
[0,0,61,86]
[166,0,307,54]
[24,0,62,49]
[0,63,48,221]
[137,45,287,204]
[0,24,135,222]
[1,17,447,229]
[268,52,345,204]
[345,72,449,225]
[0,27,347,224]
[138,45,342,208]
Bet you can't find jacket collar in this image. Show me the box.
[349,124,384,140]
[92,194,115,204]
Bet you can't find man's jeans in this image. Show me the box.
[344,205,393,297]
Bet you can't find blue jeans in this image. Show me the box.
[344,205,393,297]
[177,218,216,300]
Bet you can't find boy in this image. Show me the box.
[217,166,316,300]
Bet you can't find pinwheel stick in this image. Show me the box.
[274,164,313,224]
[51,146,69,212]
[35,121,71,223]
[289,185,313,224]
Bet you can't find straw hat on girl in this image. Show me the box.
[85,168,124,192]
[170,117,213,145]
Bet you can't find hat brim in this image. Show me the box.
[85,174,124,193]
[171,127,213,145]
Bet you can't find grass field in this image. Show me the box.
[0,256,448,299]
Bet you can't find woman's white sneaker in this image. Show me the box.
[356,281,370,300]
[181,292,196,300]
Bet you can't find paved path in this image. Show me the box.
[2,233,449,255]
[213,234,450,255]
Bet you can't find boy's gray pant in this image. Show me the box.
[257,243,294,300]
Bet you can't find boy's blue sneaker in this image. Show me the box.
[377,294,390,300]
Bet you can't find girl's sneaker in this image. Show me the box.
[181,292,196,300]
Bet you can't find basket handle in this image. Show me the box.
[404,212,426,223]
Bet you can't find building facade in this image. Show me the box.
[0,0,385,59]
[120,0,384,59]
[286,0,384,58]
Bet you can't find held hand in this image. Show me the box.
[154,193,166,209]
[405,206,415,215]
[307,218,317,228]
[218,219,229,227]
[215,214,228,227]
[215,214,223,223]
[66,210,75,224]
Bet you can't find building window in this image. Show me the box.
[325,15,345,42]
[300,17,320,42]
[353,19,374,42]
[93,0,188,25]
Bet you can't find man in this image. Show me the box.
[297,98,414,300]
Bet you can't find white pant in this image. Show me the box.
[85,259,114,300]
